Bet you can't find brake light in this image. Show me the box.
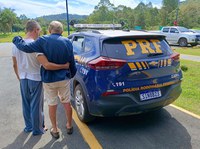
[87,57,126,70]
[170,52,180,62]
[102,90,119,96]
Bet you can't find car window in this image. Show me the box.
[84,37,94,52]
[179,27,190,32]
[102,37,173,60]
[162,28,169,33]
[170,28,179,33]
[72,36,84,54]
[68,35,73,42]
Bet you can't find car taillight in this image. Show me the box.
[170,52,180,62]
[87,57,126,70]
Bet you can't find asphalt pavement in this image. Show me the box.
[0,43,89,149]
[0,43,200,149]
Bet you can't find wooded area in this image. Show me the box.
[0,0,200,34]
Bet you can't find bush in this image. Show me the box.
[181,65,188,72]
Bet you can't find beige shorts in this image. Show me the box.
[43,80,70,106]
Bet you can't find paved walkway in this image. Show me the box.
[180,54,200,62]
[0,43,13,57]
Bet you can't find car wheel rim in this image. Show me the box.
[180,39,186,46]
[75,89,85,118]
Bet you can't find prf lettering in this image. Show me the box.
[121,39,162,56]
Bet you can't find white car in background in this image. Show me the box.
[190,29,200,34]
[151,26,200,47]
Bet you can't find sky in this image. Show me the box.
[0,0,164,18]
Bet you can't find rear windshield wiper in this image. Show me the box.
[147,53,163,57]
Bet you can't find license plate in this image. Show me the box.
[140,89,162,101]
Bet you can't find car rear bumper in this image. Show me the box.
[88,82,182,117]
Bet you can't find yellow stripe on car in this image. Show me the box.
[128,63,137,70]
[141,62,147,69]
[136,62,142,70]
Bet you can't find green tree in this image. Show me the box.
[114,5,135,29]
[162,0,179,13]
[12,14,29,32]
[94,0,114,10]
[87,5,114,24]
[179,0,200,28]
[0,8,17,33]
[160,0,179,26]
[134,2,146,29]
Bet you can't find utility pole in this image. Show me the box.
[175,0,180,26]
[65,0,70,35]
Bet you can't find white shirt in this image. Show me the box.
[12,39,41,81]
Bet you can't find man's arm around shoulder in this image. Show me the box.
[12,36,43,53]
[37,54,69,70]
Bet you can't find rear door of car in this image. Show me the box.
[71,34,100,83]
[162,27,171,43]
[169,27,180,44]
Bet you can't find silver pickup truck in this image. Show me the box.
[152,26,200,47]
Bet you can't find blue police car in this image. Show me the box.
[68,25,182,122]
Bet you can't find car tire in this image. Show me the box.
[178,38,188,47]
[74,84,94,123]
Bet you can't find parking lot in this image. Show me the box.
[0,43,200,149]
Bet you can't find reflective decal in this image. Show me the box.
[171,73,179,79]
[141,62,147,69]
[121,40,137,56]
[144,62,149,69]
[80,67,89,75]
[159,59,170,67]
[136,62,142,70]
[128,63,137,70]
[136,39,154,54]
[74,55,81,62]
[123,87,140,92]
[121,39,163,56]
[74,55,88,65]
[128,59,172,71]
[164,59,167,67]
[150,39,162,53]
[123,80,180,93]
[167,59,172,66]
[112,82,125,87]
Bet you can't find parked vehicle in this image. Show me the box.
[68,24,183,123]
[190,29,200,34]
[151,26,200,47]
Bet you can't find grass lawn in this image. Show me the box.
[173,60,200,115]
[0,31,72,43]
[0,32,25,43]
[173,47,200,56]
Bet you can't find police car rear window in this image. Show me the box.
[102,37,173,60]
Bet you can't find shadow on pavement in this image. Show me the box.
[2,103,89,149]
[88,108,192,149]
[2,131,41,149]
[41,103,89,149]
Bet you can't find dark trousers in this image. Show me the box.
[20,79,44,135]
